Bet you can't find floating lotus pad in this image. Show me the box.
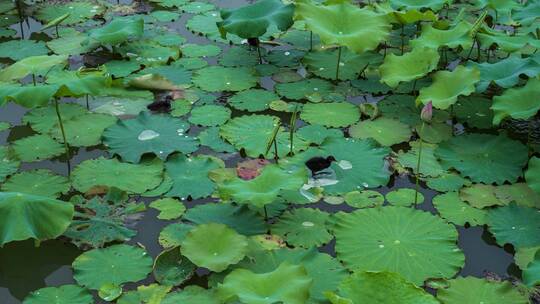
[165,154,222,200]
[1,169,69,198]
[227,89,279,112]
[149,198,186,220]
[379,47,439,88]
[300,102,360,128]
[492,77,540,125]
[22,285,93,304]
[189,105,231,126]
[11,134,65,162]
[153,247,196,286]
[526,157,540,195]
[436,276,530,304]
[349,117,412,146]
[386,188,423,206]
[271,208,332,248]
[487,203,540,248]
[433,192,487,226]
[192,66,257,92]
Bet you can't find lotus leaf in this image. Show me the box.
[275,78,333,100]
[89,17,144,46]
[417,66,480,109]
[116,284,171,304]
[23,103,88,133]
[410,21,473,50]
[181,223,248,272]
[1,169,69,198]
[295,0,391,53]
[131,64,192,88]
[433,192,487,226]
[435,133,528,184]
[158,222,194,248]
[189,104,231,126]
[218,262,312,304]
[149,198,185,220]
[119,40,180,66]
[492,77,540,125]
[470,55,540,93]
[218,0,294,39]
[333,206,464,285]
[486,203,540,248]
[193,66,257,92]
[453,96,493,129]
[0,55,68,82]
[0,40,48,61]
[301,102,359,128]
[198,127,236,153]
[515,247,540,270]
[47,29,100,56]
[304,49,380,81]
[181,1,215,13]
[182,43,222,57]
[326,271,439,304]
[165,154,222,199]
[523,250,540,287]
[184,203,267,235]
[386,188,423,206]
[344,190,385,208]
[71,157,163,194]
[389,0,451,10]
[436,276,529,304]
[153,247,196,286]
[459,184,503,209]
[296,124,342,145]
[47,69,111,97]
[72,244,153,289]
[349,117,411,146]
[103,111,198,163]
[22,285,93,304]
[494,183,540,208]
[379,47,439,88]
[0,146,19,183]
[36,2,103,25]
[0,192,74,246]
[526,156,540,195]
[271,208,332,248]
[397,140,445,177]
[11,134,65,162]
[227,89,278,112]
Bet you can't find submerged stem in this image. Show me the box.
[32,74,36,86]
[335,46,342,81]
[257,45,262,64]
[414,122,425,206]
[288,106,298,156]
[310,31,313,51]
[273,139,278,164]
[15,0,24,40]
[54,98,71,176]
[85,94,90,110]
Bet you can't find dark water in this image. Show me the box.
[0,1,519,303]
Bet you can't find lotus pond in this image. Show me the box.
[1,0,540,303]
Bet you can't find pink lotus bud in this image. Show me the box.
[421,101,433,122]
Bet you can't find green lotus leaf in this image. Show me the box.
[89,17,143,46]
[177,57,208,70]
[72,157,164,194]
[301,102,360,128]
[516,247,540,270]
[0,192,74,246]
[47,69,112,97]
[118,40,180,66]
[162,286,220,304]
[379,47,439,87]
[432,192,487,226]
[153,247,196,286]
[494,183,540,209]
[64,194,142,248]
[72,244,153,290]
[279,29,322,50]
[470,55,540,93]
[23,103,87,133]
[523,250,540,287]
[217,46,258,67]
[103,111,198,163]
[0,146,19,183]
[477,31,540,53]
[459,184,503,209]
[181,223,248,272]
[218,0,294,39]
[0,55,68,82]
[187,11,243,43]
[295,0,391,53]
[228,89,279,112]
[1,169,69,198]
[492,77,540,125]
[181,43,222,57]
[11,134,64,162]
[47,29,100,56]
[49,112,116,147]
[344,190,385,208]
[296,124,343,145]
[149,198,186,220]
[486,203,540,248]
[333,206,464,285]
[36,1,103,25]
[22,285,93,304]
[435,133,528,184]
[184,203,267,235]
[275,78,334,101]
[189,104,231,126]
[526,156,540,195]
[389,0,451,10]
[326,271,438,304]
[199,127,236,153]
[165,154,222,200]
[410,21,473,50]
[453,96,493,129]
[219,165,307,207]
[349,117,411,146]
[0,40,48,61]
[416,122,452,144]
[397,140,445,177]
[192,66,257,92]
[116,284,171,304]
[159,222,194,248]
[386,188,423,206]
[417,66,480,109]
[220,114,307,158]
[436,276,530,304]
[271,208,332,248]
[304,49,380,81]
[104,60,141,78]
[218,262,312,304]
[266,49,303,68]
[130,64,192,88]
[390,8,438,24]
[181,1,215,13]
[150,10,180,22]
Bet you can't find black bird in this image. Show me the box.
[305,156,336,177]
[147,95,172,113]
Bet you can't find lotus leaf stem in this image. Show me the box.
[335,46,342,81]
[414,122,425,206]
[54,98,71,176]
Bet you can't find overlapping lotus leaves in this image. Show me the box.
[23,103,87,133]
[275,78,334,100]
[89,17,143,46]
[389,0,451,10]
[515,247,540,270]
[218,0,294,39]
[432,192,487,226]
[72,157,164,194]
[153,247,196,286]
[494,183,540,208]
[435,133,528,184]
[130,64,192,88]
[181,223,248,272]
[192,66,257,92]
[47,29,100,56]
[486,203,540,248]
[218,262,312,304]
[411,21,473,50]
[425,173,471,192]
[459,184,503,208]
[491,77,540,125]
[0,146,19,183]
[326,271,439,304]
[47,69,112,97]
[184,203,267,235]
[397,140,445,177]
[227,89,279,112]
[103,112,198,163]
[301,102,360,128]
[0,192,74,246]
[165,154,222,199]
[523,250,540,287]
[22,285,93,304]
[417,66,480,109]
[150,198,186,220]
[453,96,493,129]
[199,127,236,153]
[386,188,423,206]
[344,190,384,208]
[36,1,103,25]
[11,134,64,162]
[333,206,464,285]
[379,47,439,88]
[0,55,68,82]
[218,165,307,207]
[1,169,69,198]
[116,284,171,304]
[271,208,332,248]
[162,286,220,304]
[48,112,117,147]
[349,117,412,146]
[303,49,380,80]
[470,55,540,93]
[436,276,530,304]
[295,0,391,53]
[0,40,48,61]
[72,244,153,290]
[526,156,540,195]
